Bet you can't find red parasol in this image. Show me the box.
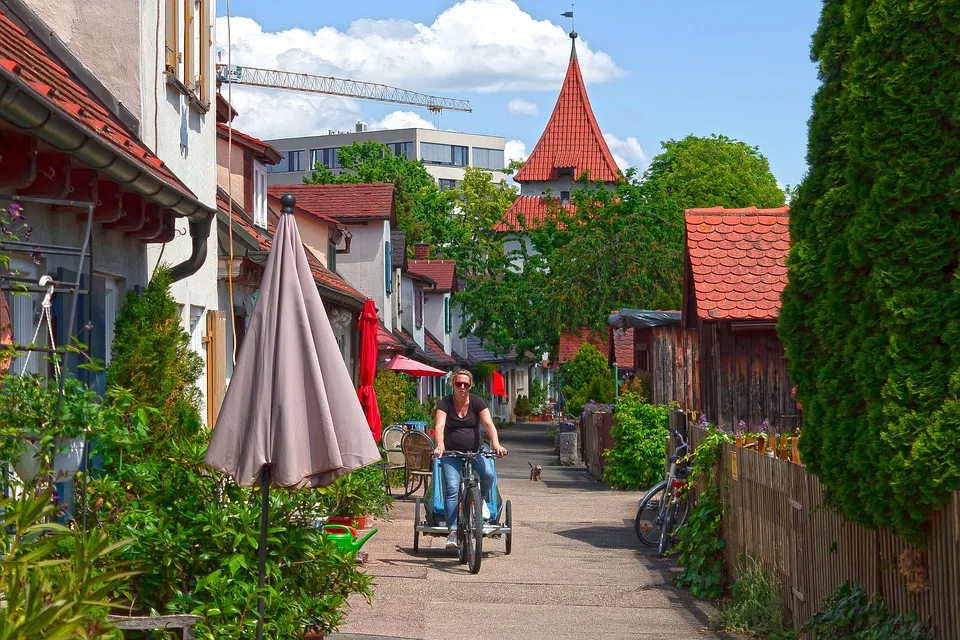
[357,300,382,441]
[380,354,446,377]
[492,370,507,397]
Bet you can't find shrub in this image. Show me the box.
[529,377,547,408]
[715,557,791,638]
[777,0,960,542]
[319,462,391,518]
[602,393,668,490]
[564,343,612,415]
[514,394,532,418]
[802,582,931,640]
[373,369,415,427]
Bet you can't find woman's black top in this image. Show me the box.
[436,393,488,452]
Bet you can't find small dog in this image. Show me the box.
[528,461,543,481]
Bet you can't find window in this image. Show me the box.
[438,178,459,192]
[384,241,392,295]
[253,162,267,228]
[388,142,414,158]
[189,305,205,355]
[267,154,289,173]
[327,237,337,272]
[165,0,211,103]
[288,150,307,172]
[444,296,451,334]
[638,345,649,372]
[557,167,574,178]
[420,142,468,167]
[560,190,570,204]
[310,148,341,170]
[415,288,423,329]
[473,147,505,171]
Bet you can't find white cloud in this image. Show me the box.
[223,85,362,140]
[504,139,528,164]
[370,111,436,130]
[216,0,623,94]
[603,133,649,172]
[507,98,539,116]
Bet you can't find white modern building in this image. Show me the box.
[265,127,507,190]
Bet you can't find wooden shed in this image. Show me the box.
[681,206,800,433]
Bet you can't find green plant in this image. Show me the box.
[802,582,931,640]
[673,425,732,599]
[373,369,416,427]
[602,393,669,490]
[564,343,612,415]
[777,0,960,544]
[715,557,792,638]
[0,486,134,640]
[107,266,203,450]
[514,395,532,419]
[529,377,547,408]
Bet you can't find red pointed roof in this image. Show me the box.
[684,207,791,321]
[513,37,620,184]
[495,196,574,232]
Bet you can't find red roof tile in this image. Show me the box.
[513,40,620,184]
[612,328,634,369]
[267,183,395,222]
[558,328,608,364]
[684,207,791,321]
[218,193,271,250]
[424,330,457,366]
[495,195,573,233]
[407,260,457,293]
[0,11,196,204]
[217,124,282,165]
[378,323,401,350]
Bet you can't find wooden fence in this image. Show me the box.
[579,411,614,478]
[677,412,960,638]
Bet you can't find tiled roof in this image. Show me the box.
[266,193,340,226]
[684,207,791,321]
[512,40,620,184]
[557,326,634,368]
[267,183,395,222]
[465,336,503,364]
[378,323,402,350]
[217,124,282,165]
[0,10,196,203]
[407,260,457,293]
[424,330,457,366]
[495,196,573,233]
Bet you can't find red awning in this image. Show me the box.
[380,354,446,377]
[492,371,507,397]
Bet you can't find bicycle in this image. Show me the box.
[433,450,504,574]
[634,429,691,555]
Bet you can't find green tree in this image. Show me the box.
[564,343,613,415]
[778,0,960,543]
[303,141,454,251]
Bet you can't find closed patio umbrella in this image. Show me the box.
[357,299,381,441]
[205,194,380,640]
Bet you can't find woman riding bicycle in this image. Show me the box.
[433,369,508,549]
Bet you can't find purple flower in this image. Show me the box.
[760,420,770,434]
[738,420,746,432]
[698,414,709,428]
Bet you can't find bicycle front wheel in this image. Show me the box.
[635,484,667,547]
[463,485,483,574]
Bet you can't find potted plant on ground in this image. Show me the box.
[320,463,391,530]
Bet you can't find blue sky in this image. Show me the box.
[215,0,822,189]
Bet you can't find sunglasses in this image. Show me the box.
[454,381,471,389]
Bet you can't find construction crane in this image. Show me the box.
[215,64,472,114]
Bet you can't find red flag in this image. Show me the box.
[492,370,507,398]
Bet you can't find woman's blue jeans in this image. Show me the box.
[439,453,495,531]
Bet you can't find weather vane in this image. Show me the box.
[561,5,576,39]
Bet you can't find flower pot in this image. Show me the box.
[13,437,84,482]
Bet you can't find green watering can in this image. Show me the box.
[321,524,378,555]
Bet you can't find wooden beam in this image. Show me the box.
[148,209,177,244]
[16,151,71,199]
[105,192,145,232]
[92,181,123,222]
[53,169,99,214]
[127,203,163,240]
[0,134,38,188]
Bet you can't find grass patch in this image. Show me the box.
[715,557,793,639]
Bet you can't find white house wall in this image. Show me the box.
[336,221,391,332]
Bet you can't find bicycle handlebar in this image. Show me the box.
[439,450,501,460]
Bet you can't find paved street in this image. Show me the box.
[330,423,717,640]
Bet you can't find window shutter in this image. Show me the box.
[384,241,392,294]
[444,296,451,333]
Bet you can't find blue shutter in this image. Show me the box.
[384,241,393,294]
[444,296,451,333]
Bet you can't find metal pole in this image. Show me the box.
[613,362,619,399]
[256,465,270,640]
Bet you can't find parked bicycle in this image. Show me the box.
[634,429,691,555]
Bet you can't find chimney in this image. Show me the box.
[356,121,368,132]
[413,243,430,260]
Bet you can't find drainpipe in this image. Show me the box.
[169,214,214,282]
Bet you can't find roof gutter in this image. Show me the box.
[0,70,216,282]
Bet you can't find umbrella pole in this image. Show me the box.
[256,465,270,640]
